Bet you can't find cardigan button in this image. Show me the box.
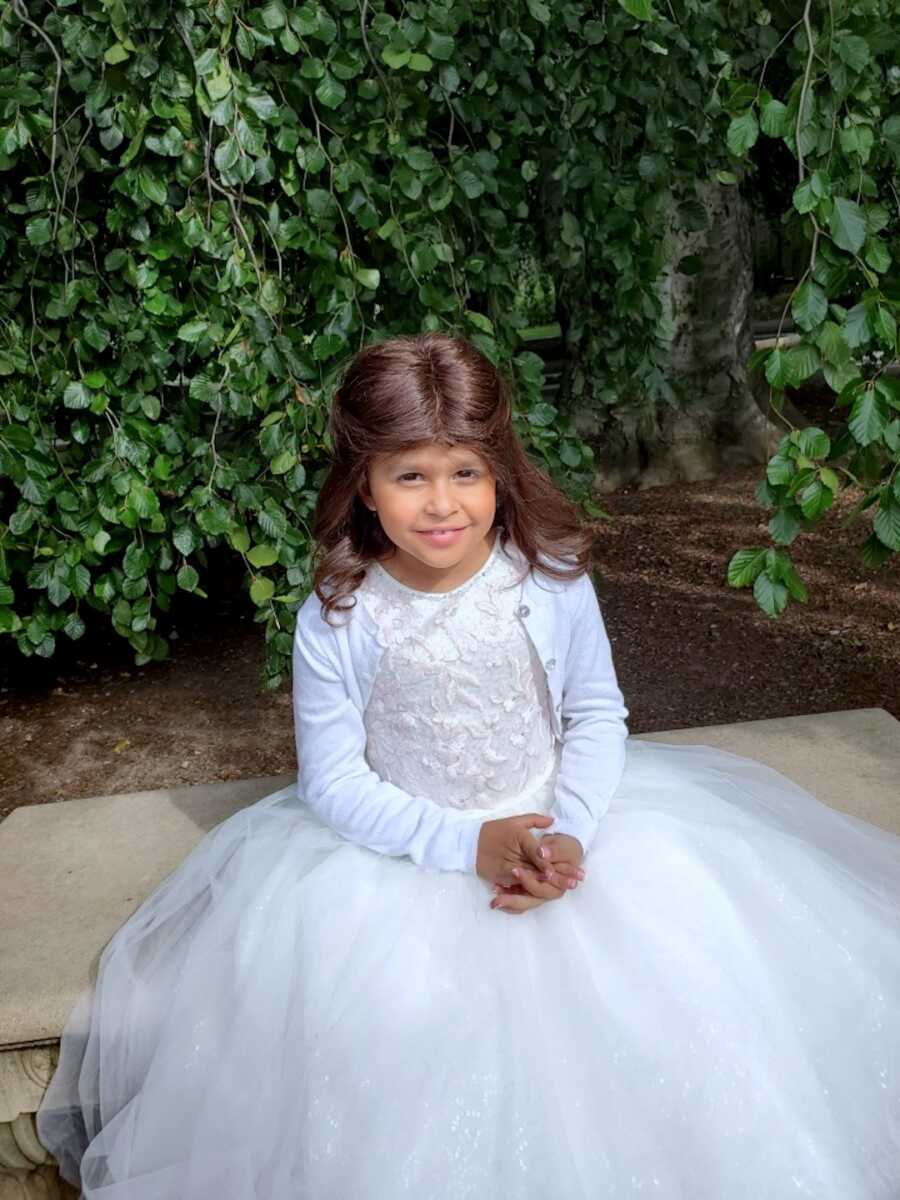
[546,658,556,670]
[516,603,530,618]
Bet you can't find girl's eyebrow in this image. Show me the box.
[389,456,483,470]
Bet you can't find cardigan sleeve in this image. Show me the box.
[543,573,629,857]
[291,607,483,875]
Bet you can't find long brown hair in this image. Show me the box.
[309,331,605,626]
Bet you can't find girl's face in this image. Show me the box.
[359,442,498,588]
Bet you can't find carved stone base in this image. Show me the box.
[0,1047,78,1200]
[0,1161,79,1199]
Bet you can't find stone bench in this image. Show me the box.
[1,708,898,1199]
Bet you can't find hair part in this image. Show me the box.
[307,331,608,626]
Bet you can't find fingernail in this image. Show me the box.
[512,867,520,877]
[540,846,550,859]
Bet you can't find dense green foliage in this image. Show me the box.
[723,2,900,614]
[0,0,607,687]
[0,0,898,690]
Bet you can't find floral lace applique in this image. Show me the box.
[355,541,557,812]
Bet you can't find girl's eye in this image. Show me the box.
[398,470,479,482]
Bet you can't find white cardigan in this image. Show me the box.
[291,539,630,875]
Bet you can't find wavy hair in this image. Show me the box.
[309,331,606,626]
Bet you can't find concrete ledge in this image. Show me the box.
[638,706,900,834]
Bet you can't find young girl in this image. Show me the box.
[39,332,900,1198]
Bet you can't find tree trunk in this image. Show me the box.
[562,180,789,493]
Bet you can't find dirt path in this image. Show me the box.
[2,464,897,824]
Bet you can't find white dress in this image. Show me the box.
[38,541,900,1199]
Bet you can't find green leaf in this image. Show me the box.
[764,348,788,389]
[727,548,767,588]
[769,505,802,544]
[178,319,209,343]
[792,170,827,216]
[104,42,130,65]
[618,0,653,14]
[843,303,873,349]
[876,377,900,413]
[526,0,551,20]
[426,31,454,61]
[864,237,891,274]
[26,217,52,246]
[63,382,92,409]
[783,342,821,385]
[873,305,897,351]
[819,467,840,493]
[355,267,380,290]
[123,542,149,580]
[261,0,286,29]
[860,532,895,568]
[828,197,866,254]
[130,485,160,519]
[848,386,889,446]
[270,448,297,474]
[214,136,240,172]
[797,480,833,521]
[836,34,870,72]
[247,544,279,567]
[382,45,411,69]
[794,427,830,458]
[791,281,828,332]
[177,564,199,591]
[250,576,275,604]
[873,496,900,551]
[753,571,788,617]
[315,73,346,110]
[726,110,758,157]
[526,402,558,427]
[760,97,788,138]
[197,502,232,536]
[64,612,86,640]
[408,53,432,71]
[466,311,494,334]
[138,169,168,206]
[173,526,197,555]
[205,60,233,102]
[48,575,71,606]
[313,332,344,361]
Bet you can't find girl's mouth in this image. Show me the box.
[416,527,467,546]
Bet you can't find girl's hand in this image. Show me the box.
[490,834,586,915]
[475,813,557,885]
[537,833,584,881]
[490,862,567,913]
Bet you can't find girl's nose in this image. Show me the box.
[425,486,457,514]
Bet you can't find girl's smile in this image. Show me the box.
[415,526,468,546]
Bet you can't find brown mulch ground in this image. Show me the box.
[2,459,898,825]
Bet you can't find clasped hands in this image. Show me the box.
[475,813,585,915]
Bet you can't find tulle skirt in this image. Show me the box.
[37,738,900,1199]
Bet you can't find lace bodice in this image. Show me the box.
[355,531,559,812]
